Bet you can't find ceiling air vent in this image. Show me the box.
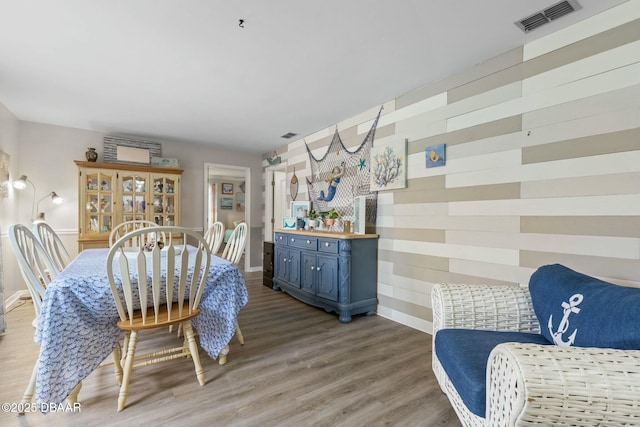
[281,132,297,139]
[515,0,582,33]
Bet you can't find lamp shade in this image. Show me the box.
[35,191,64,223]
[51,192,63,204]
[13,175,29,189]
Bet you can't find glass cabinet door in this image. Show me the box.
[83,169,116,235]
[120,173,149,223]
[151,174,179,226]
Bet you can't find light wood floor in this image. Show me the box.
[0,271,461,427]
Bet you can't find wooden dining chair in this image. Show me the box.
[8,224,83,412]
[33,222,72,272]
[108,219,161,248]
[106,226,211,411]
[221,221,247,265]
[204,221,225,255]
[217,221,247,364]
[173,221,225,339]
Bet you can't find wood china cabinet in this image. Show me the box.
[75,161,182,251]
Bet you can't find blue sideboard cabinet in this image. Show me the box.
[273,230,378,323]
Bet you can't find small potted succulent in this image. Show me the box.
[320,208,339,226]
[307,209,319,229]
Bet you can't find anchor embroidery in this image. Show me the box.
[547,293,583,347]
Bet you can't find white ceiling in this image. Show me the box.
[0,0,628,154]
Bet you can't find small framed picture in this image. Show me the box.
[220,196,233,210]
[290,201,311,218]
[425,144,446,168]
[222,183,234,194]
[282,217,297,229]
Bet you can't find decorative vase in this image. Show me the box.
[85,147,98,162]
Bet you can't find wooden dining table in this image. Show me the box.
[34,246,248,406]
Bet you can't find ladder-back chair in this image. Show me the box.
[204,221,225,255]
[218,221,247,364]
[33,222,72,272]
[8,224,82,412]
[109,220,161,248]
[221,222,247,265]
[106,226,211,411]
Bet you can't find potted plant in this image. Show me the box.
[320,208,339,226]
[307,210,319,229]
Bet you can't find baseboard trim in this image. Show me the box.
[5,290,30,311]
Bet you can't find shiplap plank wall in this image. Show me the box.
[263,1,640,334]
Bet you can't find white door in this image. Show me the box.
[265,166,287,242]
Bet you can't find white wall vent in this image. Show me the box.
[515,0,582,33]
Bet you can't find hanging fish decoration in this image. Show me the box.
[290,167,298,201]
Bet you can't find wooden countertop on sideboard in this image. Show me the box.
[274,229,378,240]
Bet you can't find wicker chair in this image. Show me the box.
[432,282,640,426]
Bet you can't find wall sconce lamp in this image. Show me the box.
[34,191,63,223]
[12,174,32,190]
[13,175,63,223]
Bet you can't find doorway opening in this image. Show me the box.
[204,163,250,272]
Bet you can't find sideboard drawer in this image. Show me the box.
[288,235,318,250]
[274,233,287,244]
[318,238,339,254]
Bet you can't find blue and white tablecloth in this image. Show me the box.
[34,247,248,406]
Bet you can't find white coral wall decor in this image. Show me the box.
[370,139,406,191]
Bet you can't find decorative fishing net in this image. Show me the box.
[305,107,382,231]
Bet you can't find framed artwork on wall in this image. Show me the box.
[290,201,310,218]
[103,135,161,165]
[425,144,446,168]
[222,183,234,194]
[370,138,407,191]
[220,196,233,209]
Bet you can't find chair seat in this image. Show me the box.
[117,305,201,331]
[435,329,551,418]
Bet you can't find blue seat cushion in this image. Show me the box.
[530,264,640,349]
[435,329,551,418]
